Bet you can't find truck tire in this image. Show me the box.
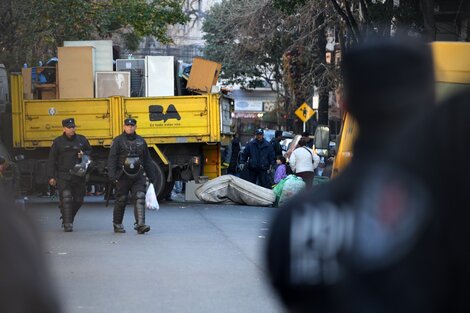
[153,162,166,200]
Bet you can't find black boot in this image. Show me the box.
[134,191,150,234]
[63,223,73,232]
[113,195,127,233]
[113,223,126,233]
[72,200,83,223]
[62,190,74,232]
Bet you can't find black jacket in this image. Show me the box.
[47,133,92,180]
[270,138,283,157]
[240,138,275,171]
[107,132,156,182]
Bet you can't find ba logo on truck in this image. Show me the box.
[149,104,181,122]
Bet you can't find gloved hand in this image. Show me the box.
[238,163,245,172]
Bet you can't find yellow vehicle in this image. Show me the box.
[5,73,233,199]
[332,41,470,178]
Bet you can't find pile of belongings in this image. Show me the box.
[272,175,306,207]
[195,175,275,206]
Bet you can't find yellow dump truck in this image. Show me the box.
[332,41,470,178]
[6,73,233,199]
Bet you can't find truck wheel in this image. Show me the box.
[153,162,166,200]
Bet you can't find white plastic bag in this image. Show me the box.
[146,183,159,210]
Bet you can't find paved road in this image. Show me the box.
[26,196,284,313]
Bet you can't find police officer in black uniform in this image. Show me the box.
[107,118,157,234]
[47,118,92,232]
[266,38,440,313]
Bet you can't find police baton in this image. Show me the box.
[105,180,114,207]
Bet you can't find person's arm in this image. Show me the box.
[10,162,21,197]
[142,141,157,182]
[313,153,321,169]
[46,140,58,185]
[269,145,276,167]
[107,139,119,181]
[81,136,92,156]
[240,143,250,164]
[289,151,297,173]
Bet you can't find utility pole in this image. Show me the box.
[316,13,329,126]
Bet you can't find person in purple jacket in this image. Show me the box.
[274,156,287,184]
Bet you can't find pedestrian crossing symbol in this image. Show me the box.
[295,102,315,123]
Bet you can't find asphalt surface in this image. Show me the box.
[26,195,285,313]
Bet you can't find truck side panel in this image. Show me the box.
[11,75,223,147]
[22,98,115,144]
[11,74,118,148]
[122,94,221,144]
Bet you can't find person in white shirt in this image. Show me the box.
[289,138,320,188]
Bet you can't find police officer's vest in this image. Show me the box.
[121,139,144,177]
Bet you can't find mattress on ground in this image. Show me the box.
[195,175,275,206]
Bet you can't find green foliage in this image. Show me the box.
[272,0,308,14]
[203,0,428,131]
[203,0,292,89]
[0,0,188,69]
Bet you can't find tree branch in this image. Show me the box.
[328,0,360,42]
[359,0,370,24]
[342,0,363,41]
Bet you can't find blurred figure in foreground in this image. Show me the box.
[0,188,61,313]
[266,38,439,312]
[373,88,470,312]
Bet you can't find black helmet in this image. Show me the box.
[69,155,90,177]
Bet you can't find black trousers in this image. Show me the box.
[113,174,146,224]
[57,175,86,206]
[296,171,314,189]
[57,175,86,223]
[115,174,146,199]
[247,169,271,188]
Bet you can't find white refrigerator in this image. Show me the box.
[145,56,175,96]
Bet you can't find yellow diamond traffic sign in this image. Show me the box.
[295,102,315,123]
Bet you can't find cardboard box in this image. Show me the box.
[21,68,33,99]
[40,89,56,100]
[64,40,113,74]
[95,72,130,98]
[184,181,204,202]
[58,46,95,99]
[186,57,222,93]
